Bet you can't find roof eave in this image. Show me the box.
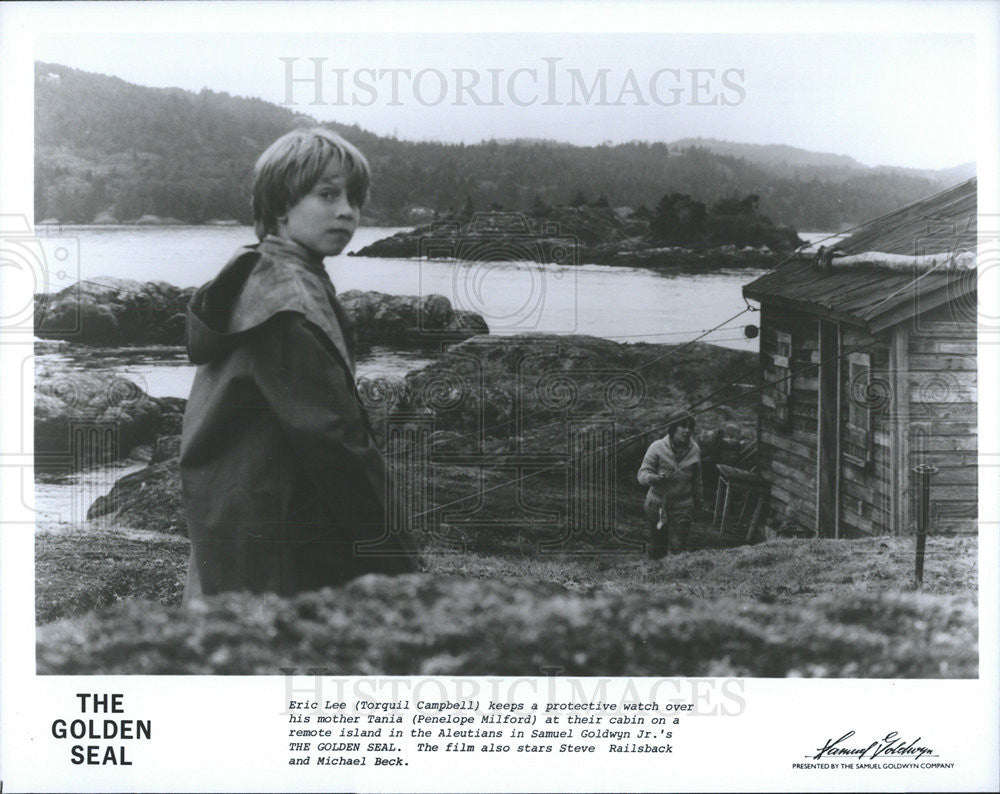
[865,278,977,334]
[742,290,870,328]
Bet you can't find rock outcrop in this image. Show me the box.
[35,371,183,461]
[350,207,637,263]
[35,278,488,347]
[350,206,802,269]
[35,277,193,345]
[339,290,489,344]
[87,449,185,535]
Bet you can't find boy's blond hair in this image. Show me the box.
[252,127,371,241]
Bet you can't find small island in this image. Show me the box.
[350,193,804,270]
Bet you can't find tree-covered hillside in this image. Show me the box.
[35,62,969,229]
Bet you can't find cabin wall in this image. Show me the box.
[837,325,893,536]
[904,302,978,533]
[757,304,819,531]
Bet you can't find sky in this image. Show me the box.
[34,31,977,170]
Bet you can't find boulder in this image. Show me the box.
[34,277,194,345]
[401,333,757,440]
[35,371,183,461]
[87,452,185,535]
[339,290,488,344]
[151,434,181,463]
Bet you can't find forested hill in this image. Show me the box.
[35,62,972,229]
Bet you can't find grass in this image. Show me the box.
[35,520,978,677]
[37,573,977,678]
[35,525,189,624]
[421,534,978,600]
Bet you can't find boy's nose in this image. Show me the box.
[334,197,355,218]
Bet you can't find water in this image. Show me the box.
[35,225,816,525]
[35,344,438,400]
[43,225,769,355]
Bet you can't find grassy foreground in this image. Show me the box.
[36,528,978,677]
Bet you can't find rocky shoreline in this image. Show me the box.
[349,205,803,271]
[352,229,790,271]
[33,277,489,347]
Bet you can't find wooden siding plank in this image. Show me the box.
[840,504,880,536]
[911,320,977,336]
[909,385,976,403]
[760,429,816,461]
[912,452,977,468]
[910,434,978,451]
[769,483,817,527]
[907,370,977,389]
[919,484,978,501]
[908,403,977,421]
[909,338,977,355]
[841,459,891,489]
[908,354,977,371]
[762,446,817,476]
[840,476,891,509]
[924,465,978,485]
[930,500,978,534]
[769,459,818,490]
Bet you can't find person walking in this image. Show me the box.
[637,416,703,558]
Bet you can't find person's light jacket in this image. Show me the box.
[637,435,703,509]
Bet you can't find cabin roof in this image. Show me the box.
[743,178,977,332]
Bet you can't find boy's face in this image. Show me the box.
[277,161,361,259]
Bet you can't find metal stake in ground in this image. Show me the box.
[912,464,939,587]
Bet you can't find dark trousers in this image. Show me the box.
[644,495,694,557]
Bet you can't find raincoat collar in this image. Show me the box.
[186,237,354,373]
[260,235,328,276]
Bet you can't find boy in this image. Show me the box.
[637,416,703,558]
[180,128,419,598]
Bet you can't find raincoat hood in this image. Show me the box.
[186,235,353,369]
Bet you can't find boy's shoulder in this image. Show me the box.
[232,243,352,363]
[188,241,351,366]
[230,246,319,324]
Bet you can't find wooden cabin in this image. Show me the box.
[743,178,977,536]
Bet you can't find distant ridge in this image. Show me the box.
[35,62,971,229]
[668,137,867,171]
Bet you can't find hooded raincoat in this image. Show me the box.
[180,236,419,598]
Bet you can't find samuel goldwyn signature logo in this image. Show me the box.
[812,731,935,761]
